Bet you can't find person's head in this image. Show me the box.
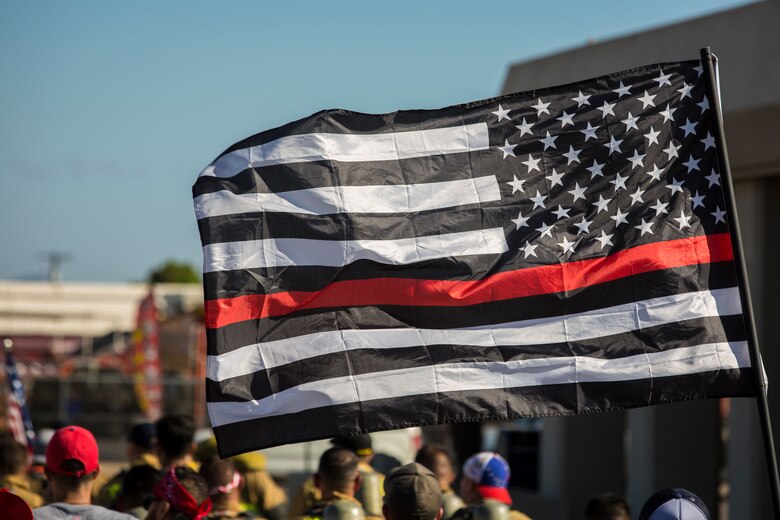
[117,464,161,512]
[155,415,195,466]
[586,494,632,520]
[146,466,211,520]
[0,434,29,477]
[415,444,456,491]
[44,425,100,501]
[315,447,361,496]
[199,458,242,509]
[638,488,710,520]
[127,422,156,462]
[331,434,374,463]
[383,462,443,520]
[0,488,33,520]
[460,452,511,505]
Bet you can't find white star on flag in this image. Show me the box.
[552,205,570,220]
[546,169,565,187]
[674,210,692,230]
[610,173,629,191]
[700,132,716,150]
[530,191,547,209]
[541,131,558,150]
[557,111,575,127]
[646,165,664,182]
[664,142,681,159]
[630,187,646,205]
[650,199,669,216]
[628,150,645,169]
[655,69,672,87]
[660,104,677,123]
[611,208,629,225]
[511,211,530,229]
[622,112,640,132]
[520,241,538,258]
[499,139,516,159]
[637,90,656,108]
[572,91,591,107]
[683,156,701,173]
[595,230,614,249]
[690,191,706,209]
[522,154,542,172]
[558,236,576,254]
[593,194,611,213]
[574,217,592,234]
[712,206,727,224]
[680,119,698,137]
[645,127,661,145]
[580,122,599,141]
[562,146,581,165]
[492,104,511,122]
[515,118,534,136]
[568,183,587,202]
[677,82,694,99]
[536,222,554,238]
[532,98,551,116]
[705,170,721,187]
[612,81,632,97]
[587,160,605,178]
[507,176,525,193]
[635,218,654,236]
[605,136,623,155]
[598,100,616,119]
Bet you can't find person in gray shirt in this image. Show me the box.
[33,425,135,520]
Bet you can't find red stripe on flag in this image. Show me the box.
[205,233,734,329]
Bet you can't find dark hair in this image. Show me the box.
[155,415,195,460]
[0,435,28,476]
[199,458,237,509]
[586,494,631,520]
[318,447,359,490]
[49,459,96,491]
[415,444,453,473]
[127,422,156,450]
[120,464,161,508]
[170,466,210,520]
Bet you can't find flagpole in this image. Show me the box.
[699,46,780,518]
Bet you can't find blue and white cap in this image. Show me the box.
[462,452,511,504]
[639,488,710,520]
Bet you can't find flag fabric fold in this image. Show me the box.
[194,59,755,456]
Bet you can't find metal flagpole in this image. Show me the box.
[699,46,780,518]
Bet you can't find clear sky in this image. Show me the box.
[0,0,756,282]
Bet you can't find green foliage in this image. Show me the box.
[148,260,200,284]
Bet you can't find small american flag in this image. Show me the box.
[194,59,754,456]
[3,341,36,453]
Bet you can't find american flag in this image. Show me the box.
[3,343,36,453]
[194,59,754,456]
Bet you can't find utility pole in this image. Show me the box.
[39,251,72,282]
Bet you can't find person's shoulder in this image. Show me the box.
[94,504,138,519]
[508,509,532,520]
[33,503,136,520]
[57,503,138,520]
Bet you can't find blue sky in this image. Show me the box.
[0,0,755,282]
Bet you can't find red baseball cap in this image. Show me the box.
[45,426,99,477]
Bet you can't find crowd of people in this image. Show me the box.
[0,417,712,520]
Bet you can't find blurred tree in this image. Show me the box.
[148,260,200,284]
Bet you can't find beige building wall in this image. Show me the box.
[0,280,203,338]
[500,2,780,518]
